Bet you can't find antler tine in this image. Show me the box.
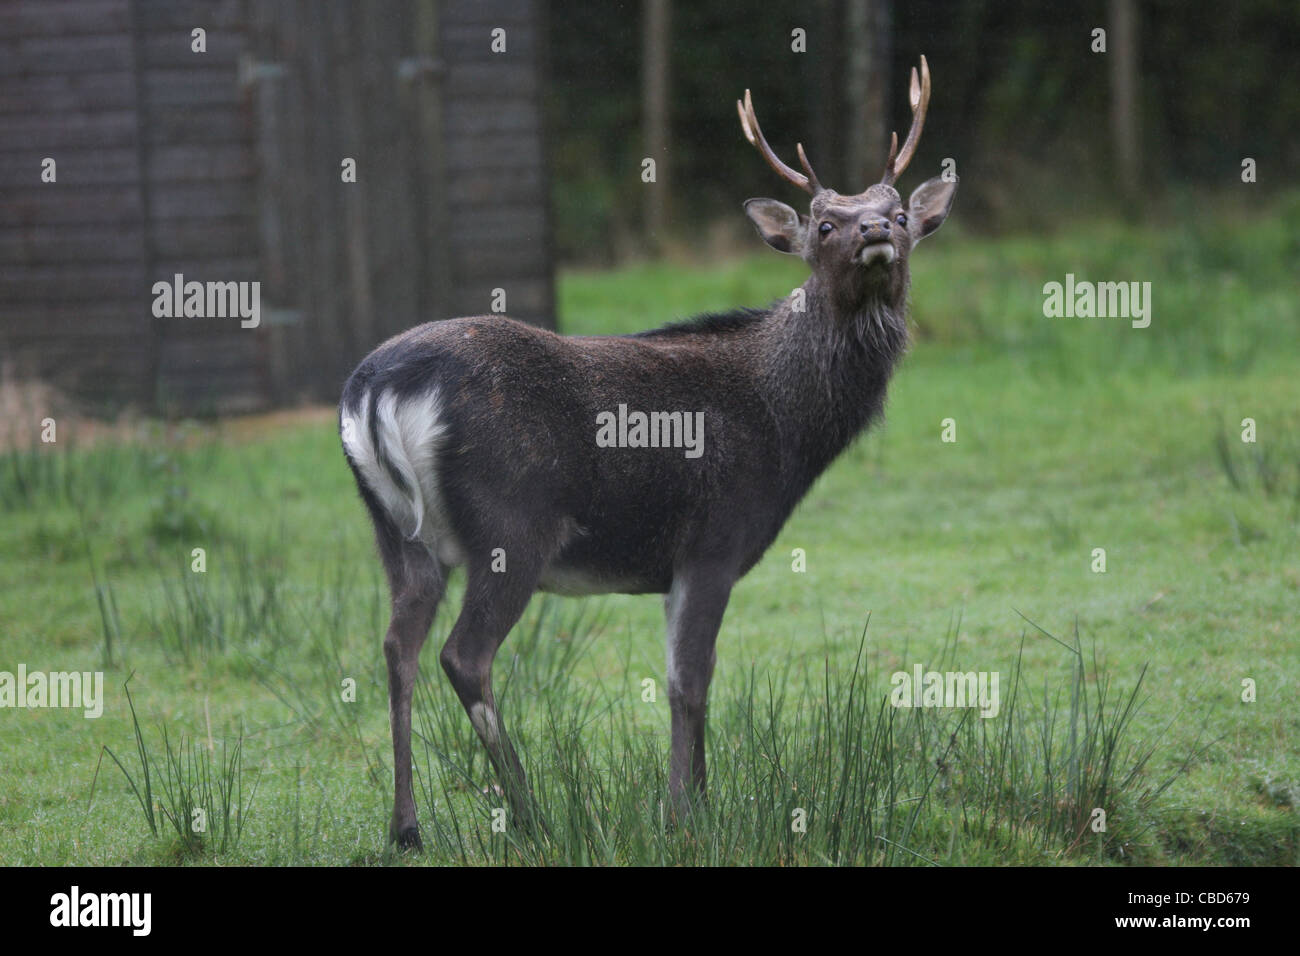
[738,89,821,196]
[795,143,822,193]
[881,54,932,186]
[736,97,756,145]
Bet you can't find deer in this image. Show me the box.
[340,56,956,849]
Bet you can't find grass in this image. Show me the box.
[0,198,1297,865]
[90,675,258,857]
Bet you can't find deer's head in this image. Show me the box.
[739,56,957,309]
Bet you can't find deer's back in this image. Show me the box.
[341,315,790,593]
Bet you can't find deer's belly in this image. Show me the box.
[535,563,660,596]
[538,525,675,596]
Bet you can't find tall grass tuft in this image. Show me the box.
[92,676,260,857]
[1214,420,1300,502]
[150,538,288,664]
[75,504,124,667]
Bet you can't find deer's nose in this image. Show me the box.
[860,217,891,241]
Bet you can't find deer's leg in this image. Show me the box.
[380,538,447,850]
[439,555,542,829]
[664,567,734,816]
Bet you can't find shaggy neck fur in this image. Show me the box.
[758,273,909,490]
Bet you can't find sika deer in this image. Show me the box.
[340,56,956,848]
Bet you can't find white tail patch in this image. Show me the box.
[342,387,463,563]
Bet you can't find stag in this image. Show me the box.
[340,56,956,847]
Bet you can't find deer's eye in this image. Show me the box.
[896,213,908,227]
[818,221,834,238]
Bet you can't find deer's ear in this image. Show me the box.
[744,199,807,255]
[906,175,958,243]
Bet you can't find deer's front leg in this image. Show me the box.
[664,567,734,816]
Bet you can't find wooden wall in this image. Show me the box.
[1,0,156,410]
[249,0,556,402]
[0,0,261,413]
[0,0,555,414]
[143,0,263,413]
[441,0,554,324]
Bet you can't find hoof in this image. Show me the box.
[392,826,423,851]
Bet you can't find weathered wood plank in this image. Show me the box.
[443,63,536,98]
[5,328,152,353]
[445,167,545,205]
[444,101,539,135]
[133,0,245,31]
[144,68,243,108]
[0,71,136,114]
[440,33,538,64]
[1,304,149,338]
[143,106,250,146]
[3,263,149,301]
[139,31,246,67]
[151,219,257,258]
[0,34,133,74]
[442,1,538,29]
[0,224,145,263]
[451,240,550,276]
[148,256,260,280]
[0,146,255,189]
[0,148,138,185]
[445,137,543,166]
[0,111,137,150]
[0,184,143,225]
[453,207,548,242]
[0,1,131,39]
[149,143,255,182]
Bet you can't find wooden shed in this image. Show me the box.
[0,0,554,415]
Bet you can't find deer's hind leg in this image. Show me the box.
[439,548,548,831]
[367,493,447,850]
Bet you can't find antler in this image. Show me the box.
[736,89,823,195]
[880,54,931,186]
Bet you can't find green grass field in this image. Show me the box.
[2,197,1297,865]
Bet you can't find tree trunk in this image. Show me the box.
[642,0,671,247]
[845,0,891,189]
[1109,0,1139,203]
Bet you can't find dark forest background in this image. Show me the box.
[546,0,1300,262]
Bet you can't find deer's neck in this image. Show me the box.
[758,277,909,486]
